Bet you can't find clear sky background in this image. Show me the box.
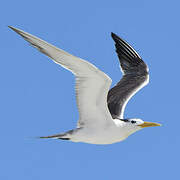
[1,0,179,179]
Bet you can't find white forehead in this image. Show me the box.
[131,118,144,125]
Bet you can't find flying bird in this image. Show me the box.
[9,26,161,144]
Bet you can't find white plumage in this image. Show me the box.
[9,26,161,144]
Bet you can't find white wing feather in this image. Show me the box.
[9,26,113,127]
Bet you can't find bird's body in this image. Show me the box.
[61,119,142,144]
[9,26,161,144]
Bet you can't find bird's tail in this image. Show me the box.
[39,134,70,140]
[39,129,75,140]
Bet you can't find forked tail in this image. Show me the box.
[39,133,70,140]
[39,129,75,140]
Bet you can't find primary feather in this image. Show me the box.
[107,33,149,119]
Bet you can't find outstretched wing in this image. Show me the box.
[9,26,113,128]
[107,33,149,119]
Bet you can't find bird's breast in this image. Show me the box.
[71,126,129,144]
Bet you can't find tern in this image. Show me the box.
[9,26,161,144]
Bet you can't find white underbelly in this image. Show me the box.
[70,127,129,145]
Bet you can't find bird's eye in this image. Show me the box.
[131,120,136,124]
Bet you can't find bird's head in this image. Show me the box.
[119,118,161,135]
[125,118,161,127]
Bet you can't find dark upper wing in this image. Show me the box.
[107,33,149,119]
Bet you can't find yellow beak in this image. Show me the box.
[138,121,161,128]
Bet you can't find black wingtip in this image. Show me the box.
[111,32,125,42]
[111,32,131,48]
[111,32,115,36]
[111,32,129,46]
[111,32,142,60]
[8,26,21,35]
[8,26,16,31]
[111,32,118,40]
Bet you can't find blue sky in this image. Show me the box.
[1,0,179,179]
